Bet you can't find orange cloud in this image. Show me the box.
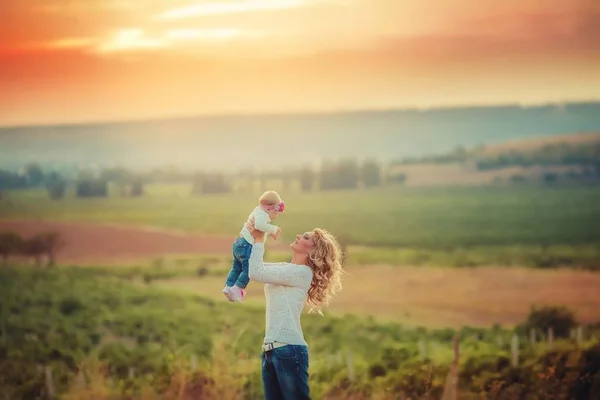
[158,0,309,19]
[0,0,598,125]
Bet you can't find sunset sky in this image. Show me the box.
[0,0,599,126]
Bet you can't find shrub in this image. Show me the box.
[520,305,577,339]
[45,172,67,200]
[21,232,64,266]
[0,231,23,263]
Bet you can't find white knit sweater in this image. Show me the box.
[240,206,279,244]
[248,243,313,346]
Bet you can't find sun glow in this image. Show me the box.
[95,29,166,53]
[159,0,307,19]
[165,28,247,41]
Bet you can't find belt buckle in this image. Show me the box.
[263,342,274,352]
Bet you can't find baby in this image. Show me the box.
[222,190,285,302]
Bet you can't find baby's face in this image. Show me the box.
[268,210,279,220]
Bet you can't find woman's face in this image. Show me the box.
[290,231,315,254]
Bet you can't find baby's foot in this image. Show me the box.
[229,285,246,302]
[222,286,234,302]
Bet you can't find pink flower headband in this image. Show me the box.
[262,201,285,213]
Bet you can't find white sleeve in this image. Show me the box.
[253,209,279,235]
[248,243,312,288]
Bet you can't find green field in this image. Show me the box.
[2,265,599,399]
[2,184,600,268]
[2,185,600,398]
[2,185,600,247]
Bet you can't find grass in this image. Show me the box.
[346,243,600,269]
[1,264,599,399]
[11,251,599,329]
[2,185,600,269]
[2,185,599,248]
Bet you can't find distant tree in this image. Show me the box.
[130,178,144,197]
[191,173,232,195]
[542,171,559,184]
[45,172,67,200]
[101,167,132,196]
[336,159,360,189]
[299,167,315,192]
[76,179,108,197]
[319,159,360,191]
[360,160,382,188]
[24,163,44,186]
[21,232,64,267]
[0,170,25,190]
[520,305,577,339]
[0,232,23,265]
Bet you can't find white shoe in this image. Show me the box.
[222,286,234,302]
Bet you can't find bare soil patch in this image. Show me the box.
[0,220,287,265]
[157,265,600,328]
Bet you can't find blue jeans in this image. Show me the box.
[225,237,252,289]
[262,345,310,400]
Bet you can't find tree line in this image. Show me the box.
[190,159,407,194]
[474,141,600,172]
[0,164,146,199]
[393,140,600,174]
[1,159,407,198]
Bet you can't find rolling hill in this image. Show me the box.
[1,102,600,172]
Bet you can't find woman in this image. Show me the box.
[245,218,344,400]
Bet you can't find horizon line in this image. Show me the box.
[2,98,600,130]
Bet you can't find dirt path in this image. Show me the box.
[0,220,288,265]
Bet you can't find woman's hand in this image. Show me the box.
[246,217,266,243]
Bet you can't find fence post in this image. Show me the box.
[418,338,428,361]
[511,334,519,367]
[496,334,504,348]
[346,351,355,382]
[74,370,85,389]
[529,328,536,347]
[576,326,583,347]
[547,328,554,350]
[190,354,198,371]
[128,367,135,380]
[44,366,55,399]
[0,319,5,346]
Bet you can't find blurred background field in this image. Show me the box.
[2,122,600,399]
[2,0,600,396]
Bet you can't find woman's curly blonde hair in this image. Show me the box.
[305,228,345,315]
